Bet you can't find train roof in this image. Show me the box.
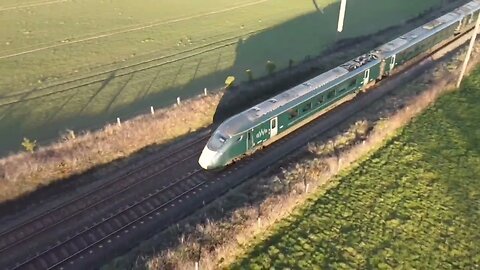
[377,0,480,56]
[376,13,460,55]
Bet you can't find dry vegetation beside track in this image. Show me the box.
[103,46,480,270]
[0,93,221,203]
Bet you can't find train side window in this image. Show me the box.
[348,79,356,88]
[288,109,299,119]
[327,90,335,99]
[302,103,312,112]
[317,95,325,105]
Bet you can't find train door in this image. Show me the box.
[389,55,396,73]
[270,117,278,138]
[363,69,370,86]
[246,130,254,150]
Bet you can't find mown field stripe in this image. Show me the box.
[0,0,269,60]
[0,0,68,12]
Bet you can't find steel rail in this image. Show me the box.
[0,133,209,255]
[10,169,209,270]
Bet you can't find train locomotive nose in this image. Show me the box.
[198,146,220,170]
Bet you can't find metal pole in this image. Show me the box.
[337,0,347,33]
[457,14,480,88]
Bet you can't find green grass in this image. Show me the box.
[0,0,451,155]
[229,68,480,269]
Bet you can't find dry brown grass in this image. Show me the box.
[105,47,480,270]
[0,93,222,203]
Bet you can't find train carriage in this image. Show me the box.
[379,1,480,76]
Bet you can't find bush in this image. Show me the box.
[21,138,36,153]
[225,76,236,88]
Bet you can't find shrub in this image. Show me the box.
[21,138,36,153]
[225,76,236,88]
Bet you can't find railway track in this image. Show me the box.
[0,132,210,269]
[0,25,475,270]
[11,168,213,270]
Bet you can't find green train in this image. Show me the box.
[199,0,480,170]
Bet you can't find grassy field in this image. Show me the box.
[230,68,480,269]
[0,0,450,155]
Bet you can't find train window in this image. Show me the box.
[208,132,229,150]
[302,103,312,112]
[218,135,227,143]
[288,109,299,119]
[348,79,356,88]
[327,90,335,99]
[317,96,325,105]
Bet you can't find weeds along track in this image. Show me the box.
[0,29,474,269]
[0,132,211,269]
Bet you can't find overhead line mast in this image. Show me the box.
[457,12,480,87]
[337,0,348,32]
